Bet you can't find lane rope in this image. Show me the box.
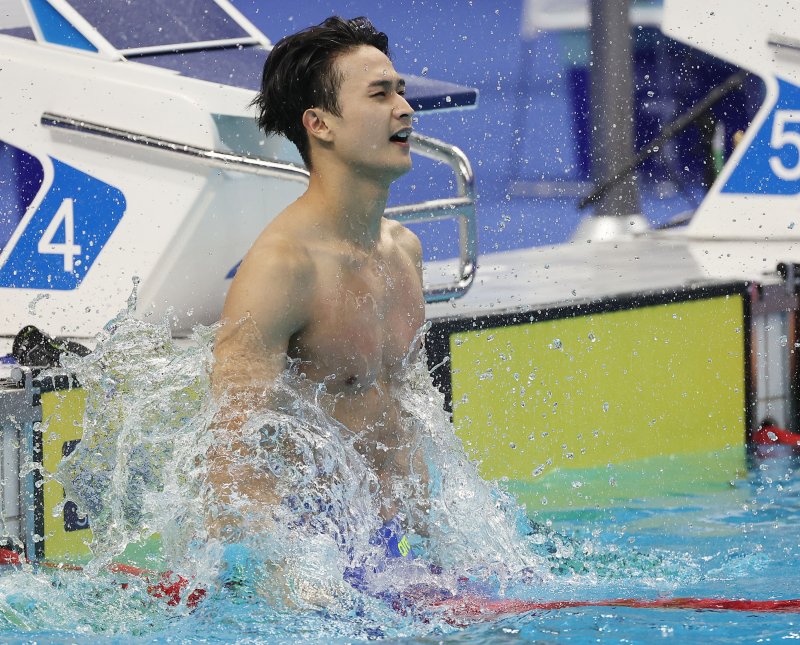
[3,547,799,621]
[0,547,206,608]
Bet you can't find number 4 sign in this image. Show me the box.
[37,198,81,273]
[0,157,126,290]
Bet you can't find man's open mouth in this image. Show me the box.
[390,129,412,143]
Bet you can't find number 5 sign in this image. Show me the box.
[769,110,800,182]
[724,79,800,195]
[0,155,126,290]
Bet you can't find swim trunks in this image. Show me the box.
[343,515,415,592]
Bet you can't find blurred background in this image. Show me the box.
[231,0,764,260]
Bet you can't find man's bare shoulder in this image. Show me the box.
[246,199,337,267]
[384,218,422,261]
[220,224,317,340]
[233,231,315,292]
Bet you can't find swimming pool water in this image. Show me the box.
[495,452,800,644]
[3,313,796,643]
[1,451,798,643]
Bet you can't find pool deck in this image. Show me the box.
[426,231,800,320]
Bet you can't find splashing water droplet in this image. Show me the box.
[27,293,50,315]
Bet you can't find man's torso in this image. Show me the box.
[254,212,426,516]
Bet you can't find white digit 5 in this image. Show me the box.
[769,110,800,181]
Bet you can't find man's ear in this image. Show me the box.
[302,108,334,144]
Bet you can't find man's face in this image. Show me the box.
[327,45,414,182]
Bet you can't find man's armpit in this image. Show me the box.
[213,316,284,383]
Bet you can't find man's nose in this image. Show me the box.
[394,94,414,121]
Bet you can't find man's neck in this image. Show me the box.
[302,159,391,251]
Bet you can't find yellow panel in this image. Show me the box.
[40,388,92,563]
[39,389,165,568]
[450,295,747,486]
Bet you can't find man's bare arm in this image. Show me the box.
[386,221,433,528]
[206,237,314,538]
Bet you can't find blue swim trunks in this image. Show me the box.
[372,515,415,558]
[343,516,415,592]
[344,516,465,617]
[220,510,453,612]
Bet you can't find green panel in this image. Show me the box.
[506,449,746,513]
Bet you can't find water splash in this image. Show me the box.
[14,304,699,638]
[26,293,49,316]
[57,310,217,575]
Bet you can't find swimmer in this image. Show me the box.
[207,17,427,564]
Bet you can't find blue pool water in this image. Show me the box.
[3,452,799,643]
[4,314,800,643]
[506,454,800,643]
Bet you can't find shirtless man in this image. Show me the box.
[208,17,426,541]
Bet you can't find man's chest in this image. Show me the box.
[289,257,424,390]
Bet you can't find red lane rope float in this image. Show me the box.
[0,547,206,608]
[751,423,800,452]
[106,562,207,608]
[3,547,800,619]
[430,595,800,626]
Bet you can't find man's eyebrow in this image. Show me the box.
[367,78,406,90]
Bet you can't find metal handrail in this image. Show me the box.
[40,114,477,301]
[385,132,477,301]
[768,33,800,53]
[40,112,310,183]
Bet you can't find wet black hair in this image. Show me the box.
[252,16,391,168]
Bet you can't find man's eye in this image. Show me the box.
[372,92,386,97]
